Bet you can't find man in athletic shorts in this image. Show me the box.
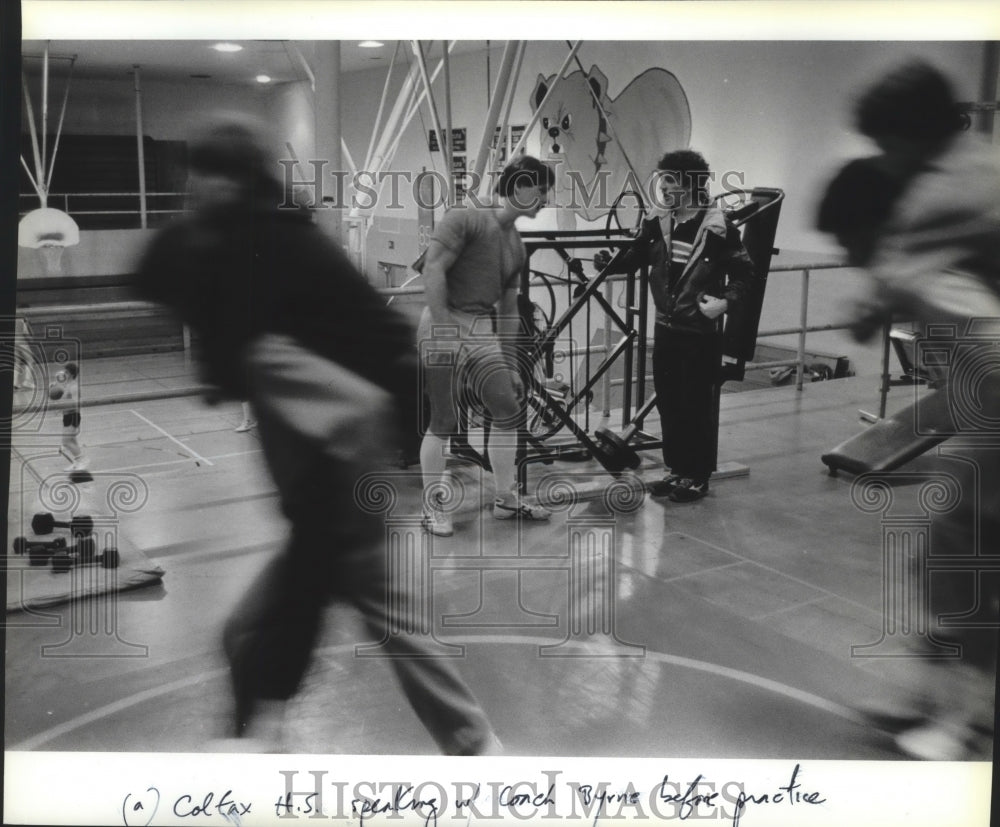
[418,155,555,536]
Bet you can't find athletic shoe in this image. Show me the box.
[67,456,89,473]
[667,478,709,503]
[648,474,683,497]
[895,721,972,761]
[493,495,551,521]
[422,497,454,536]
[235,419,257,433]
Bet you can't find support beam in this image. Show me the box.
[41,42,49,182]
[471,41,520,195]
[21,77,44,204]
[313,41,342,244]
[443,42,454,200]
[45,55,75,194]
[367,61,421,177]
[286,42,315,93]
[412,41,451,202]
[133,66,148,229]
[364,40,401,173]
[373,44,455,183]
[495,41,526,171]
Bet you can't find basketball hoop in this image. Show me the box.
[18,208,80,276]
[38,244,66,275]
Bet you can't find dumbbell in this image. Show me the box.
[11,535,67,558]
[51,544,120,574]
[30,512,94,537]
[13,535,67,555]
[27,536,96,568]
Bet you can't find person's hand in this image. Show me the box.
[593,249,612,271]
[698,294,728,320]
[847,298,887,343]
[511,372,525,402]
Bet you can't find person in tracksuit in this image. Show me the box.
[610,149,756,501]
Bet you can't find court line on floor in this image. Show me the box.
[8,634,867,751]
[129,409,214,467]
[96,449,264,476]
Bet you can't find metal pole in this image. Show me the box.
[45,55,76,194]
[364,40,400,171]
[795,268,810,390]
[412,41,451,202]
[471,41,519,195]
[603,279,613,416]
[878,323,892,419]
[133,66,148,229]
[443,42,454,201]
[42,42,49,183]
[21,77,45,205]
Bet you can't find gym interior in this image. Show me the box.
[5,6,999,825]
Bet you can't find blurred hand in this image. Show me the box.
[847,298,888,343]
[511,372,525,402]
[698,294,728,320]
[593,250,612,271]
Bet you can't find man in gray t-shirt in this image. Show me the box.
[418,156,554,536]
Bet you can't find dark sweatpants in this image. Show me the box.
[221,400,493,755]
[652,325,721,481]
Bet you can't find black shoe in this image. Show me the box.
[668,478,709,503]
[648,474,682,497]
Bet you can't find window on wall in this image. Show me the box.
[18,134,189,229]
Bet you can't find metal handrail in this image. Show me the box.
[17,251,856,397]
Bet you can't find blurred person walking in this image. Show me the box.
[818,60,1000,760]
[136,115,499,755]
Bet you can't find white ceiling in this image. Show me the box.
[21,40,492,87]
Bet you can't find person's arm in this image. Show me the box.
[495,286,526,400]
[421,238,461,327]
[699,225,755,320]
[496,286,523,362]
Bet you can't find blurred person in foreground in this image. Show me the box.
[818,60,1000,760]
[136,115,499,755]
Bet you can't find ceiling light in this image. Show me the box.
[212,43,243,53]
[256,74,272,84]
[358,41,384,49]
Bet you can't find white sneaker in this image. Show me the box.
[67,456,89,472]
[422,496,454,536]
[895,721,971,761]
[493,494,551,521]
[235,419,256,433]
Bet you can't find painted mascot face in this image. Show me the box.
[531,65,691,222]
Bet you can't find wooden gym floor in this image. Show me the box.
[4,351,995,759]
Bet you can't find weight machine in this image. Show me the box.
[442,188,784,489]
[511,188,784,488]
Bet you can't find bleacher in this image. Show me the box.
[16,274,188,359]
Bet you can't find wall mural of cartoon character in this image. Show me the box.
[531,65,691,223]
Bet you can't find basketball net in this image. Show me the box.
[38,244,65,276]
